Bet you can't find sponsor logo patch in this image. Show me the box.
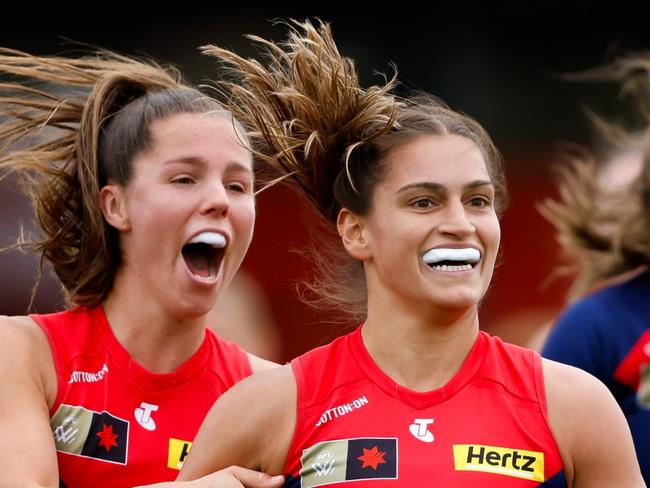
[51,404,129,464]
[68,363,109,384]
[453,444,544,482]
[300,438,397,487]
[408,418,434,443]
[168,438,192,470]
[315,396,369,427]
[134,402,159,431]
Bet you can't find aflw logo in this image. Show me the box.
[453,444,544,482]
[312,451,336,477]
[53,416,78,444]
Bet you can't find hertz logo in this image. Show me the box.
[453,444,544,482]
[167,438,192,470]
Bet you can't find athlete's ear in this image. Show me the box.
[337,208,371,260]
[99,184,131,232]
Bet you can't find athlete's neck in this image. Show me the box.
[363,294,479,392]
[102,284,206,375]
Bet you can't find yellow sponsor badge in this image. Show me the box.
[453,444,544,482]
[167,438,192,470]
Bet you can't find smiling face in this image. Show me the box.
[108,112,255,319]
[358,134,500,313]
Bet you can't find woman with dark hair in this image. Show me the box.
[0,48,281,487]
[177,21,644,487]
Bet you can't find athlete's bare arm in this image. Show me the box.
[138,466,284,487]
[0,315,59,486]
[178,364,297,480]
[544,359,646,487]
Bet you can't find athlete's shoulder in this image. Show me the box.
[291,327,363,403]
[0,314,47,346]
[543,358,645,485]
[0,313,55,355]
[30,306,102,348]
[294,327,357,365]
[0,314,59,485]
[204,327,254,383]
[0,314,57,405]
[477,332,542,403]
[205,363,296,413]
[30,306,107,366]
[180,364,297,478]
[480,332,538,371]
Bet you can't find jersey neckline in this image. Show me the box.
[93,305,212,392]
[349,325,488,410]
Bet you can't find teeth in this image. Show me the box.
[188,232,226,248]
[422,248,480,265]
[432,264,473,272]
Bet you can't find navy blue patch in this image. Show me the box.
[283,475,300,488]
[345,438,397,480]
[79,411,128,464]
[538,469,568,487]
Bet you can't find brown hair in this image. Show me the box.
[203,20,506,321]
[540,55,650,299]
[0,48,228,308]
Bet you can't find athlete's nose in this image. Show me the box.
[437,199,475,237]
[201,180,230,217]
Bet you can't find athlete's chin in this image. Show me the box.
[166,290,218,322]
[161,306,202,325]
[428,291,481,311]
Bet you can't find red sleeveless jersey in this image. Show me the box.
[31,306,252,488]
[284,327,566,487]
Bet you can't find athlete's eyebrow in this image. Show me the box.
[396,180,494,194]
[163,157,253,176]
[396,182,444,194]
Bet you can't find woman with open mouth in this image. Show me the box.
[177,20,644,487]
[0,48,283,488]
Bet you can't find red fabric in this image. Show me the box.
[31,306,252,488]
[614,329,650,390]
[285,327,564,487]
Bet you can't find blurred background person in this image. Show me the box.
[526,137,645,351]
[541,55,650,482]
